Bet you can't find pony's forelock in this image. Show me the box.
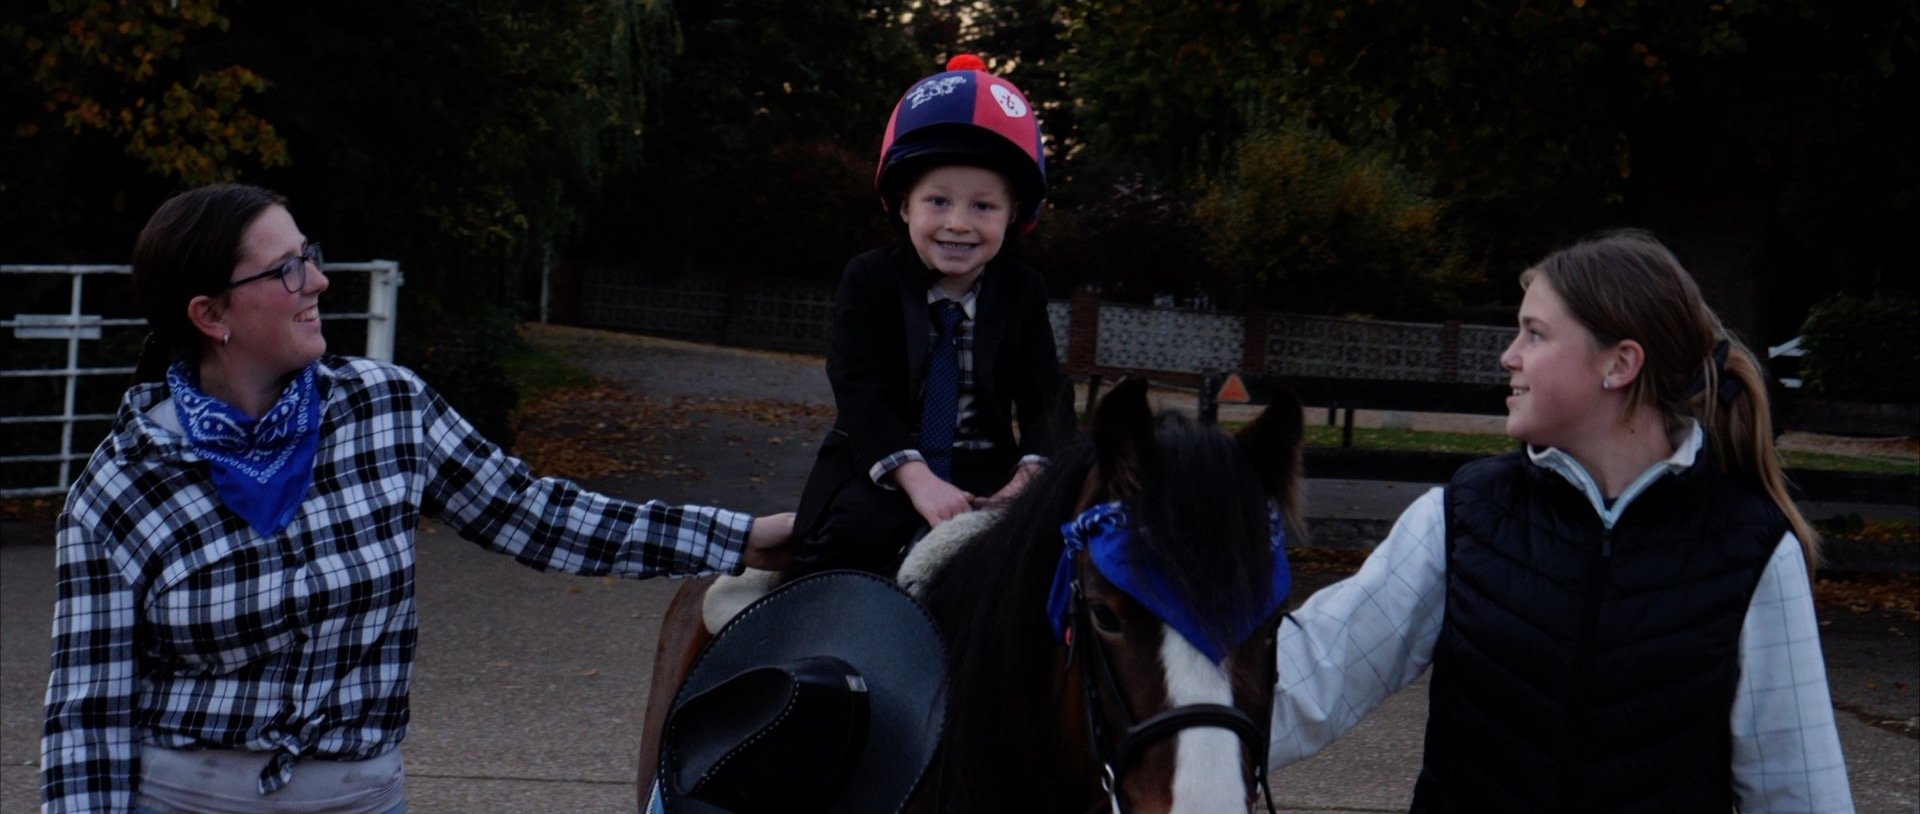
[1131,414,1280,654]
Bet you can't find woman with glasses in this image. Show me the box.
[41,184,796,814]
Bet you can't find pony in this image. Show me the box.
[637,377,1304,813]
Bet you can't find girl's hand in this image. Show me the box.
[742,512,796,571]
[895,461,974,528]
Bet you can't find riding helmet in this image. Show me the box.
[876,54,1048,234]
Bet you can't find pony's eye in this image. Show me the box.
[1089,603,1123,633]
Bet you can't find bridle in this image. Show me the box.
[1064,563,1280,814]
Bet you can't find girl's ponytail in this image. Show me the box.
[1697,336,1821,572]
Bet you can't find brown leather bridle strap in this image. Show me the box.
[1067,568,1279,814]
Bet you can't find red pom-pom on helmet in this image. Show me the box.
[875,56,1048,234]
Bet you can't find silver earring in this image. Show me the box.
[222,331,231,346]
[1601,378,1611,390]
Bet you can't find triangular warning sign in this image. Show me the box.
[1216,373,1251,404]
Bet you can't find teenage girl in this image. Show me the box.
[1269,231,1852,812]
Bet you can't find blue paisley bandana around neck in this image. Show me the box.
[1046,500,1292,663]
[167,360,322,537]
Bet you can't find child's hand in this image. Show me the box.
[978,461,1042,509]
[896,462,975,528]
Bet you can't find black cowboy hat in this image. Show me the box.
[660,571,949,814]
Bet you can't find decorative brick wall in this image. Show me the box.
[1047,300,1073,365]
[1095,303,1243,380]
[572,271,1511,385]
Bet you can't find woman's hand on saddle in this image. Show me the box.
[895,461,975,528]
[742,512,797,571]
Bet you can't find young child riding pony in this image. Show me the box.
[788,55,1068,580]
[1269,232,1852,812]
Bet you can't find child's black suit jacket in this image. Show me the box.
[794,243,1068,540]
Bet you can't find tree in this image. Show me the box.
[221,0,676,440]
[1195,124,1469,317]
[2,0,291,258]
[4,0,287,183]
[1056,0,1919,332]
[1057,0,1279,182]
[3,0,676,443]
[602,0,922,282]
[1225,1,1917,315]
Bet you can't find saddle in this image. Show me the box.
[701,508,1004,634]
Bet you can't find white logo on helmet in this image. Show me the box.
[907,76,969,108]
[990,84,1029,118]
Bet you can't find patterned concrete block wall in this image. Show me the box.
[1264,315,1447,380]
[1456,325,1515,384]
[1094,303,1244,374]
[1047,300,1072,364]
[573,269,1512,383]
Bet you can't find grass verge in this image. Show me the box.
[1780,448,1918,476]
[1268,424,1915,475]
[502,345,597,402]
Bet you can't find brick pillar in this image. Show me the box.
[1438,320,1461,383]
[1066,286,1100,375]
[1242,311,1270,374]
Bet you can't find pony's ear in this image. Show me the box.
[1092,376,1156,498]
[1236,387,1305,529]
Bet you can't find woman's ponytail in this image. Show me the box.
[1696,335,1822,572]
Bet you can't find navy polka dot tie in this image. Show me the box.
[922,300,963,482]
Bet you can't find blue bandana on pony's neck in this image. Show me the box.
[1046,500,1292,663]
[167,360,322,537]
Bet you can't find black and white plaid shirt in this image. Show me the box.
[43,357,751,813]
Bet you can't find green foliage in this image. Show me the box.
[3,0,673,438]
[1299,425,1516,457]
[1055,0,1920,322]
[1040,174,1213,305]
[1798,295,1920,404]
[221,0,667,436]
[4,0,288,185]
[1058,0,1281,180]
[397,299,524,448]
[1193,124,1469,317]
[502,343,597,403]
[608,0,921,281]
[1782,451,1918,478]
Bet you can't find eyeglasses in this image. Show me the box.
[222,243,323,294]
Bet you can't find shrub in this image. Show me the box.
[396,300,524,449]
[1193,123,1475,318]
[1798,295,1920,404]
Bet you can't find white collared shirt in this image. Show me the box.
[1270,424,1854,812]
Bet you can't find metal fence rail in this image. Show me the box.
[1,261,401,498]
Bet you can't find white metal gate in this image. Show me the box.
[1,261,402,498]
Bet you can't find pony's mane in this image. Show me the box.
[916,436,1098,810]
[914,412,1281,810]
